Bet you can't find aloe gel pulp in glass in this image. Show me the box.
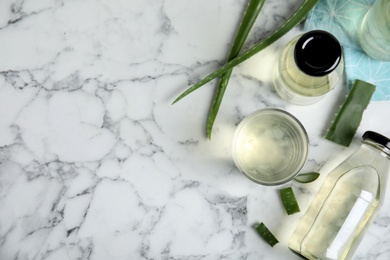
[289,131,390,260]
[232,109,308,186]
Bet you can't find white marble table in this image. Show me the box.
[1,0,390,259]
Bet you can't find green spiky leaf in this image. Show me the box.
[325,80,376,146]
[172,0,320,106]
[207,0,266,139]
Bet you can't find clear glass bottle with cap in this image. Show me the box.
[358,0,390,61]
[289,131,390,260]
[274,30,344,105]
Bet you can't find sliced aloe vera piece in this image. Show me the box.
[255,222,279,247]
[294,172,320,184]
[280,187,300,215]
[325,80,376,147]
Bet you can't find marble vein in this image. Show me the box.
[1,0,390,259]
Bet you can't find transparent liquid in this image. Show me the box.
[232,110,308,185]
[274,36,344,105]
[289,164,380,260]
[359,0,390,61]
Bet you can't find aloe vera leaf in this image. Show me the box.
[294,172,320,183]
[280,187,300,215]
[207,0,266,139]
[325,80,376,147]
[172,0,319,104]
[255,222,279,247]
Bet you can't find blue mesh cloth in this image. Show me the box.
[304,0,390,101]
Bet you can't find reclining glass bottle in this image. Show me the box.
[289,131,390,260]
[274,30,344,105]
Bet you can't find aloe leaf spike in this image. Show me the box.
[325,80,376,147]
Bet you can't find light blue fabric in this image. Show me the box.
[304,0,390,101]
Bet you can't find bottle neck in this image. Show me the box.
[363,139,390,159]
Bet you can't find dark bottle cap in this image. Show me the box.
[363,131,390,150]
[294,30,342,77]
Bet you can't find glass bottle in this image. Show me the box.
[274,30,344,105]
[289,131,390,260]
[358,0,390,61]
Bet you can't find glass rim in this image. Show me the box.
[232,108,309,186]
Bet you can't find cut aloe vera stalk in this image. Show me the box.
[255,222,279,247]
[172,0,320,105]
[325,80,376,147]
[207,0,266,139]
[294,172,320,184]
[280,187,300,215]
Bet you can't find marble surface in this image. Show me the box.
[1,0,390,259]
